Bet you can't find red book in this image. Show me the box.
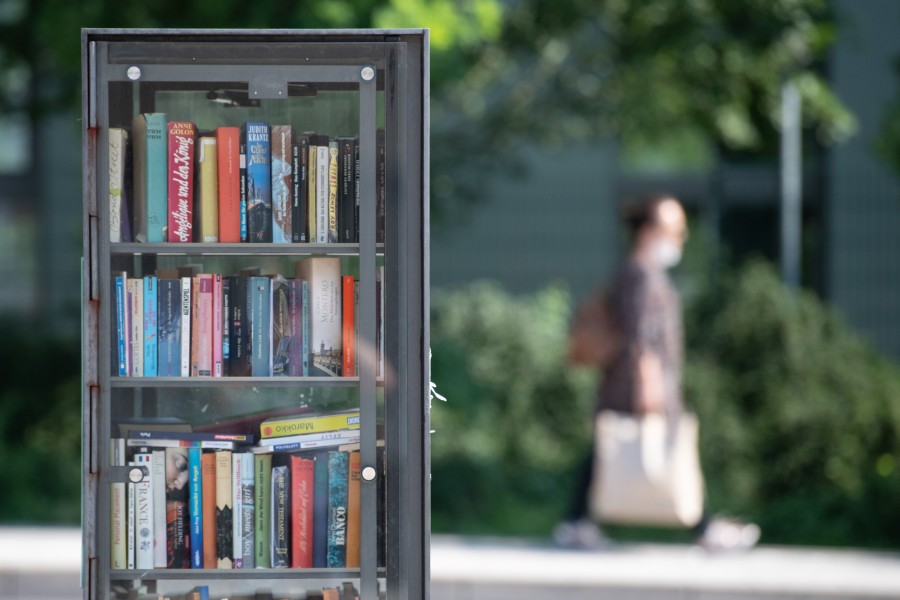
[290,455,315,568]
[216,127,241,243]
[342,275,355,377]
[201,452,217,568]
[167,121,196,242]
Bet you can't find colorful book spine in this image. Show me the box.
[133,453,154,570]
[240,453,255,569]
[306,134,317,242]
[254,453,272,568]
[127,439,235,450]
[312,451,329,568]
[271,276,291,376]
[292,136,306,242]
[167,121,196,243]
[189,447,204,569]
[239,140,248,242]
[143,276,158,377]
[180,277,192,377]
[255,436,360,454]
[346,450,360,568]
[217,126,242,243]
[288,279,304,376]
[228,275,251,376]
[222,276,231,376]
[144,113,168,243]
[271,125,293,243]
[245,122,272,243]
[165,446,190,568]
[108,128,128,244]
[316,135,329,243]
[294,257,342,377]
[290,455,314,568]
[198,136,219,243]
[260,411,360,439]
[213,274,223,377]
[342,275,355,378]
[128,467,135,569]
[271,465,290,568]
[215,450,233,568]
[192,274,214,377]
[327,139,339,243]
[326,451,348,568]
[249,276,272,377]
[128,278,144,377]
[157,278,181,377]
[259,429,360,448]
[114,273,128,376]
[110,439,126,569]
[151,449,167,568]
[201,451,217,568]
[231,452,243,568]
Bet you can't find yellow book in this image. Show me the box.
[198,137,219,242]
[260,410,360,439]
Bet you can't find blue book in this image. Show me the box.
[239,142,248,242]
[156,279,181,377]
[249,276,271,376]
[188,447,203,569]
[312,451,329,568]
[326,450,349,568]
[114,273,127,376]
[143,276,158,377]
[245,122,272,242]
[193,587,209,600]
[144,113,167,243]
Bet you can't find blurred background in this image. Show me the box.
[0,0,899,575]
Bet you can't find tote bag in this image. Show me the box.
[589,410,704,527]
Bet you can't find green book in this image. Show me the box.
[254,453,272,568]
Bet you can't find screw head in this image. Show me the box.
[362,466,377,481]
[128,467,144,483]
[361,66,375,82]
[126,66,141,81]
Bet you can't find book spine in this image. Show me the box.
[312,451,329,568]
[259,429,361,448]
[134,453,154,570]
[378,266,384,377]
[108,128,127,244]
[326,451,348,568]
[110,439,126,569]
[129,430,253,443]
[338,137,356,243]
[216,127,242,243]
[240,453,255,569]
[143,276,158,377]
[215,450,233,568]
[342,275,355,378]
[166,121,196,242]
[165,446,190,568]
[239,140,248,242]
[228,276,251,376]
[198,136,219,242]
[354,281,359,377]
[231,452,243,568]
[291,138,305,242]
[188,447,203,569]
[316,136,329,243]
[302,280,310,376]
[294,257,342,377]
[254,453,272,568]
[271,465,290,568]
[128,439,236,450]
[130,116,147,243]
[356,135,362,244]
[222,276,230,376]
[128,279,144,377]
[307,136,317,242]
[201,452,217,568]
[327,139,339,243]
[145,113,167,243]
[127,475,135,569]
[290,456,314,568]
[271,125,293,243]
[250,276,272,377]
[376,129,385,244]
[346,450,360,568]
[288,279,303,377]
[190,276,200,376]
[180,277,191,377]
[156,279,180,377]
[114,274,127,376]
[151,449,167,568]
[271,277,291,376]
[260,411,360,439]
[245,122,272,243]
[213,274,223,377]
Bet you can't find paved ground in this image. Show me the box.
[3,528,900,599]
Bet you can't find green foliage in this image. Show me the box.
[0,318,81,523]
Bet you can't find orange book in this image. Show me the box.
[201,452,217,568]
[342,275,355,377]
[345,450,361,568]
[216,127,241,243]
[290,455,315,568]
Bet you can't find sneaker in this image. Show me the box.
[698,516,760,552]
[552,518,610,549]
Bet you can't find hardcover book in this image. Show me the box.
[305,133,317,242]
[143,276,158,377]
[271,125,293,243]
[326,451,348,568]
[108,128,129,244]
[216,126,242,243]
[188,447,204,569]
[337,137,357,243]
[290,455,314,568]
[197,136,219,242]
[327,139,339,243]
[227,275,251,377]
[190,275,214,377]
[271,276,291,376]
[231,452,243,568]
[110,439,126,569]
[249,276,272,377]
[167,121,196,243]
[240,452,255,569]
[133,452,155,570]
[342,275,355,378]
[294,257,342,376]
[245,122,272,243]
[215,450,234,569]
[312,451,329,568]
[151,449,167,568]
[291,136,307,242]
[201,451,217,568]
[132,113,167,243]
[165,447,190,568]
[346,450,361,568]
[270,464,290,568]
[288,279,305,377]
[254,453,272,568]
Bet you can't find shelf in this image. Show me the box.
[109,568,374,580]
[110,243,384,256]
[110,376,364,388]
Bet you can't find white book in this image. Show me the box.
[240,452,255,568]
[180,276,191,377]
[151,450,167,568]
[232,452,243,568]
[259,429,361,447]
[133,453,154,569]
[108,128,128,243]
[316,137,329,243]
[126,439,236,450]
[110,439,127,569]
[294,257,342,377]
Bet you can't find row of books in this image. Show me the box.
[114,257,385,378]
[109,118,386,245]
[112,431,364,570]
[124,583,359,600]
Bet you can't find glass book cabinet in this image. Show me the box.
[81,29,429,600]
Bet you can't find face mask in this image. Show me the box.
[653,238,682,268]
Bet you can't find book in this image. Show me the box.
[133,452,155,569]
[291,135,306,242]
[312,451,329,568]
[316,135,329,243]
[271,125,293,243]
[167,121,196,243]
[249,275,272,377]
[342,275,355,378]
[108,128,129,244]
[188,447,204,568]
[215,450,233,568]
[254,453,272,568]
[128,278,144,377]
[239,139,248,242]
[127,439,236,450]
[231,452,243,568]
[151,449,167,568]
[245,122,272,243]
[290,455,314,568]
[201,451,217,568]
[222,276,231,376]
[128,462,135,569]
[180,277,192,377]
[213,274,223,377]
[260,410,360,439]
[251,434,360,454]
[114,272,128,376]
[271,276,291,376]
[326,451,348,568]
[191,274,214,377]
[128,430,254,444]
[295,257,342,376]
[345,450,360,568]
[258,429,361,448]
[110,439,127,569]
[270,464,289,567]
[338,137,357,243]
[306,133,317,242]
[165,447,190,568]
[132,113,167,243]
[240,452,255,569]
[327,139,339,243]
[143,276,158,377]
[376,129,386,244]
[227,275,251,376]
[216,126,242,243]
[197,136,219,242]
[288,279,305,376]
